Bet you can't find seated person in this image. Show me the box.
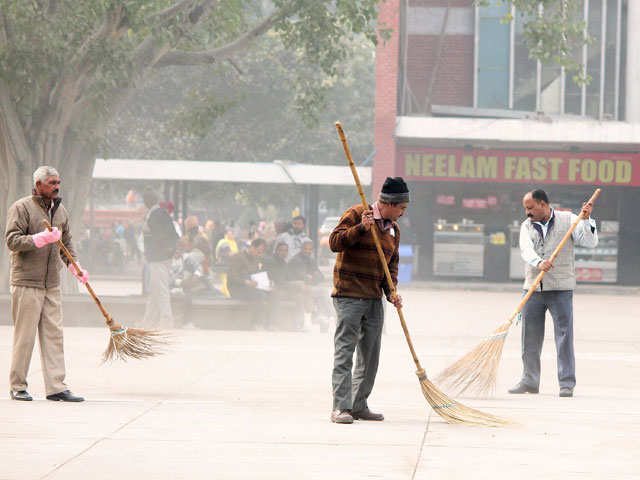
[227,238,272,329]
[263,242,290,288]
[288,240,323,284]
[181,249,223,296]
[288,240,331,331]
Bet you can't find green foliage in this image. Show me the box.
[0,0,385,144]
[101,34,376,215]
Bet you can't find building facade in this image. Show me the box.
[374,0,640,285]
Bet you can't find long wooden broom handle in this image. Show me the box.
[44,220,115,328]
[506,188,601,324]
[335,122,423,372]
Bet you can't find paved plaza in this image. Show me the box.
[1,286,638,479]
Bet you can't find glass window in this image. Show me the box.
[564,0,586,115]
[540,64,562,114]
[477,6,510,109]
[472,0,623,118]
[603,0,620,117]
[586,0,603,117]
[513,11,537,111]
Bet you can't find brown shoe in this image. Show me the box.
[330,409,354,424]
[351,408,384,421]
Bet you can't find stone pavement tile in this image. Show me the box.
[0,400,157,480]
[109,401,426,446]
[44,440,417,480]
[414,398,640,480]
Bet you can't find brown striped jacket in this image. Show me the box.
[329,204,399,299]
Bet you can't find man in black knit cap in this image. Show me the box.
[329,176,408,424]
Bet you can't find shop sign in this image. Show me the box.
[436,194,455,205]
[576,268,603,282]
[399,147,640,186]
[462,198,488,209]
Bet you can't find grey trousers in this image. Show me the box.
[520,290,576,389]
[332,297,384,411]
[143,260,174,328]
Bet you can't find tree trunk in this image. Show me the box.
[0,152,34,292]
[0,125,97,293]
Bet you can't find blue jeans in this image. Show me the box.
[520,290,576,389]
[332,297,384,411]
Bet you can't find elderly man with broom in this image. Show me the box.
[329,177,407,424]
[5,166,87,402]
[510,189,597,398]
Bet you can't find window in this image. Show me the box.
[477,5,510,109]
[475,0,624,119]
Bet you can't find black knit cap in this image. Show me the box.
[379,177,410,204]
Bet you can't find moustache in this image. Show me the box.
[53,189,59,194]
[527,213,533,218]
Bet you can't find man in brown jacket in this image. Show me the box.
[5,166,86,402]
[329,177,408,424]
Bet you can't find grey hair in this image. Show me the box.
[33,166,60,187]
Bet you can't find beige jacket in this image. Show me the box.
[5,194,77,289]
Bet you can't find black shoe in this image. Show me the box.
[559,387,574,398]
[508,382,539,394]
[10,390,33,401]
[351,408,384,421]
[46,390,84,402]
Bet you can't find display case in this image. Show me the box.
[509,224,526,280]
[433,220,484,277]
[575,220,618,283]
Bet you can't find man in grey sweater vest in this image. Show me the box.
[509,189,598,398]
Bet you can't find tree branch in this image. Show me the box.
[145,0,194,26]
[154,10,284,68]
[47,0,59,16]
[0,12,13,50]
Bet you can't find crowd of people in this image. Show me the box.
[136,191,332,330]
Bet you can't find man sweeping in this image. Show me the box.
[329,177,407,424]
[510,189,597,398]
[5,166,87,402]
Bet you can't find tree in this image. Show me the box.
[101,33,377,221]
[0,0,385,289]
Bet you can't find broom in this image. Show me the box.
[436,188,602,396]
[335,122,507,426]
[44,221,170,362]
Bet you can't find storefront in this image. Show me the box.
[371,0,640,285]
[392,136,640,285]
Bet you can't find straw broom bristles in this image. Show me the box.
[417,369,509,426]
[435,322,511,397]
[103,325,172,362]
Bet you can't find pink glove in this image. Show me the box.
[32,227,61,248]
[68,262,89,284]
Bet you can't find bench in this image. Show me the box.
[0,294,253,330]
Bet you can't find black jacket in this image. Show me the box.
[143,205,179,262]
